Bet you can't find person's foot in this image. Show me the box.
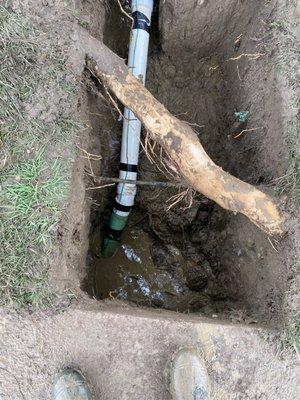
[52,368,93,400]
[170,347,211,400]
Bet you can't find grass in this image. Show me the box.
[275,119,300,202]
[270,12,300,355]
[270,16,300,203]
[4,152,66,218]
[290,316,300,356]
[281,314,300,358]
[0,152,67,306]
[0,6,79,306]
[285,261,300,356]
[288,262,300,356]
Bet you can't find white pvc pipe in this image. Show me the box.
[114,0,154,217]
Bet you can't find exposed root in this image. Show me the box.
[141,130,178,180]
[226,52,265,61]
[165,187,197,212]
[86,183,116,190]
[89,177,187,188]
[234,33,243,47]
[81,28,283,235]
[116,0,134,28]
[268,237,279,253]
[234,127,262,139]
[77,145,101,177]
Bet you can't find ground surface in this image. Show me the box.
[0,300,299,400]
[0,0,299,399]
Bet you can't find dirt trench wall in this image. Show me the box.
[135,0,292,324]
[47,0,108,293]
[44,0,296,327]
[159,0,286,181]
[160,0,254,59]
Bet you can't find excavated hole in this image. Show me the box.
[82,0,286,326]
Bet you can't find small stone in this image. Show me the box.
[185,259,211,291]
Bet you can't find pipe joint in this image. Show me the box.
[131,0,154,19]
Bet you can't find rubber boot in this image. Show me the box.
[52,368,93,400]
[170,348,211,400]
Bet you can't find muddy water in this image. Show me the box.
[92,220,207,311]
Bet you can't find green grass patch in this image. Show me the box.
[0,152,66,306]
[275,119,300,202]
[271,15,300,203]
[0,6,79,306]
[281,314,300,357]
[3,151,66,218]
[290,316,300,355]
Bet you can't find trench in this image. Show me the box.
[82,0,286,325]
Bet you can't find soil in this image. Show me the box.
[0,0,299,399]
[83,0,299,327]
[0,302,298,400]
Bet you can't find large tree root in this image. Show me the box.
[75,27,283,235]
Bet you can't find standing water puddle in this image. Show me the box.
[93,225,204,311]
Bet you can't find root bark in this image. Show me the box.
[75,27,283,235]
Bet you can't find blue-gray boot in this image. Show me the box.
[170,348,211,400]
[52,368,93,400]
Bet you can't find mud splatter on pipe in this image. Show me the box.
[102,0,154,258]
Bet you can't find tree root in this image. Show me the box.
[75,27,283,236]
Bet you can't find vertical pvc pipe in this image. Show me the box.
[102,0,154,258]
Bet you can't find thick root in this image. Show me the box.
[75,27,283,235]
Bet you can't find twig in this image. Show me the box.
[185,121,205,129]
[180,188,195,210]
[76,145,101,160]
[87,183,115,190]
[159,146,178,178]
[234,127,262,139]
[103,84,125,119]
[234,33,243,46]
[116,0,134,27]
[91,176,188,188]
[226,53,265,61]
[268,237,279,253]
[141,132,175,180]
[77,145,101,177]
